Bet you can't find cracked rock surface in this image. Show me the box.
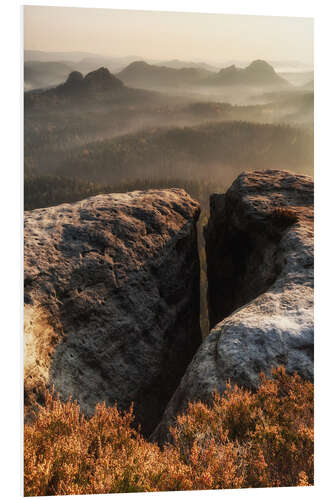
[152,170,313,443]
[24,189,201,436]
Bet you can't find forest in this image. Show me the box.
[25,91,313,180]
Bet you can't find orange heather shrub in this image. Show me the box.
[24,367,313,496]
[169,367,314,489]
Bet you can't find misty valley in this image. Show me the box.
[24,57,313,198]
[24,54,314,338]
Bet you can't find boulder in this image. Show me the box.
[152,170,313,443]
[24,189,201,436]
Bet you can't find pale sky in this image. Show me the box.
[24,6,313,65]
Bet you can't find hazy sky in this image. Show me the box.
[24,6,313,65]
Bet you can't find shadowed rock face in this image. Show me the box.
[152,170,313,443]
[206,170,313,327]
[24,189,201,436]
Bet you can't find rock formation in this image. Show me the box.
[84,67,124,90]
[117,59,289,89]
[152,170,313,443]
[66,70,84,85]
[209,60,289,87]
[58,67,124,96]
[24,189,201,436]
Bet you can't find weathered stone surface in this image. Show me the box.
[24,189,201,435]
[152,170,313,443]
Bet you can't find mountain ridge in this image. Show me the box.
[117,58,290,89]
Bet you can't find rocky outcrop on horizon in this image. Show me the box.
[55,67,124,96]
[117,59,289,89]
[117,60,211,88]
[210,60,290,87]
[152,170,314,443]
[24,189,201,436]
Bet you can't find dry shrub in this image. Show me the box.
[170,367,313,489]
[24,367,313,496]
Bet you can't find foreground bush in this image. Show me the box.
[24,367,313,495]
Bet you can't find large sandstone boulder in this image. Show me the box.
[152,170,313,443]
[24,189,201,436]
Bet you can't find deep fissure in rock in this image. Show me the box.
[205,193,284,329]
[152,171,314,445]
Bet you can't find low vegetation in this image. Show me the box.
[24,367,313,495]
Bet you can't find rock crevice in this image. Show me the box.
[24,171,314,444]
[152,170,314,443]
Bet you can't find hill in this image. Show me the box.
[157,59,219,72]
[117,60,212,88]
[24,61,74,90]
[23,52,145,89]
[48,67,124,95]
[209,60,290,87]
[24,67,163,110]
[117,59,290,90]
[279,70,314,87]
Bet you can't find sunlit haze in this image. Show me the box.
[24,6,313,67]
